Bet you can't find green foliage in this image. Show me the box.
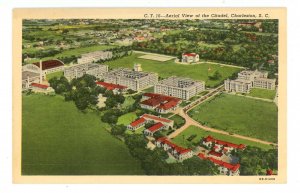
[236,146,278,175]
[111,124,127,136]
[209,70,222,80]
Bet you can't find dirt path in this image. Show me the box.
[167,88,277,146]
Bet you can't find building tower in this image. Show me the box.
[39,60,43,83]
[134,63,142,72]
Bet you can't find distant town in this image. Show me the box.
[21,19,278,176]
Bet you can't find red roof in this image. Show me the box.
[266,169,273,175]
[198,153,206,159]
[30,83,49,89]
[203,136,246,150]
[129,117,146,127]
[141,93,181,110]
[141,114,172,123]
[157,100,178,110]
[33,60,64,70]
[183,53,197,57]
[208,150,223,157]
[156,137,191,155]
[96,81,127,90]
[209,157,240,172]
[147,122,164,133]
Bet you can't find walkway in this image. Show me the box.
[167,86,277,146]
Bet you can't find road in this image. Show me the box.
[167,85,277,146]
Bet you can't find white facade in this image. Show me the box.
[64,63,108,81]
[225,70,276,93]
[77,51,113,64]
[154,76,205,100]
[182,53,199,63]
[103,68,158,91]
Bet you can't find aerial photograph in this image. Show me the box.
[21,19,278,176]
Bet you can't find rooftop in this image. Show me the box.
[129,117,146,127]
[33,59,64,70]
[96,81,127,90]
[30,83,49,89]
[141,114,173,124]
[204,136,246,150]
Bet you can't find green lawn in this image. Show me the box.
[46,71,63,80]
[247,88,276,100]
[169,114,186,129]
[188,94,278,143]
[24,45,116,64]
[22,94,144,175]
[117,112,138,126]
[171,126,273,150]
[125,127,145,135]
[54,45,115,58]
[106,53,241,88]
[121,97,135,110]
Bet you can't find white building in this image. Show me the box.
[77,51,113,64]
[154,76,205,100]
[64,63,108,81]
[182,53,199,63]
[224,70,276,93]
[103,68,158,91]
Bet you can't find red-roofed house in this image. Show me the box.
[127,114,173,133]
[208,150,223,160]
[144,122,165,136]
[30,83,54,93]
[209,157,240,176]
[182,53,199,63]
[96,81,127,94]
[127,117,146,131]
[140,93,181,114]
[202,136,246,154]
[155,137,193,161]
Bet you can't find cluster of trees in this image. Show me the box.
[209,70,222,80]
[233,146,278,175]
[49,74,126,111]
[132,27,278,72]
[124,135,218,175]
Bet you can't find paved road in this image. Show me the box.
[167,86,277,146]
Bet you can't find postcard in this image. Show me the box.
[13,8,286,183]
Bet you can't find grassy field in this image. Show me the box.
[247,88,276,100]
[171,126,273,150]
[22,94,144,175]
[106,53,241,88]
[169,114,186,129]
[188,94,278,143]
[125,127,145,135]
[117,112,138,126]
[24,45,116,64]
[46,71,63,80]
[121,97,135,110]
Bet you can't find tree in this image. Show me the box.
[111,124,126,136]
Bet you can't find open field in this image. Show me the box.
[247,88,276,100]
[22,94,144,175]
[24,45,116,64]
[125,126,145,135]
[117,112,138,126]
[46,71,63,80]
[105,53,241,88]
[138,53,175,62]
[171,126,273,150]
[188,94,278,143]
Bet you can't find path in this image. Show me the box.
[167,86,277,146]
